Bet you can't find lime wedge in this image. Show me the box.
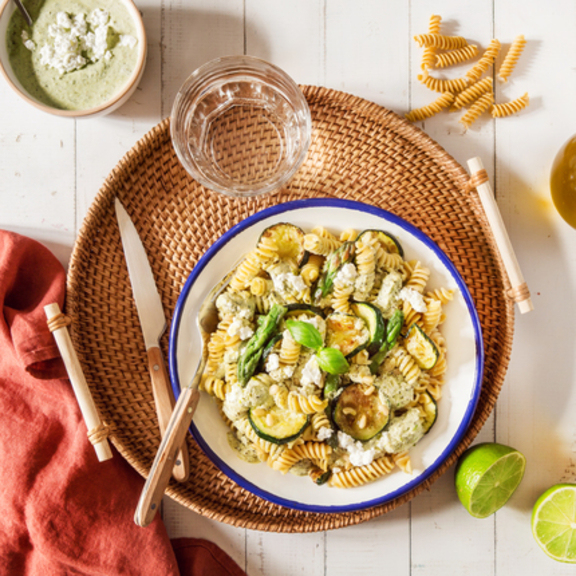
[454,442,526,518]
[532,484,576,563]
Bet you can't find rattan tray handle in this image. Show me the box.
[45,303,113,462]
[467,157,533,314]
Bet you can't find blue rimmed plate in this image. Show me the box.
[169,198,483,513]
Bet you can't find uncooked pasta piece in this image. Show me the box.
[405,92,454,122]
[465,39,501,82]
[459,92,494,128]
[414,33,467,50]
[491,93,529,118]
[451,77,493,111]
[421,14,442,71]
[417,72,469,94]
[497,35,526,82]
[435,44,479,68]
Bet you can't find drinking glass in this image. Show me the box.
[171,55,312,198]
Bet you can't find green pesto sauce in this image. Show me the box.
[7,0,138,110]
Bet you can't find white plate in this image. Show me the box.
[169,198,484,513]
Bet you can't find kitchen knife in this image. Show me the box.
[115,198,190,482]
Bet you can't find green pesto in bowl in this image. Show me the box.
[6,0,138,110]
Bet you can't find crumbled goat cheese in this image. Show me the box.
[272,272,307,296]
[337,431,376,467]
[215,292,255,320]
[227,317,254,340]
[335,263,357,287]
[317,426,333,441]
[21,30,35,51]
[223,349,239,364]
[266,353,280,372]
[37,9,119,75]
[301,355,323,388]
[119,34,138,48]
[398,287,427,313]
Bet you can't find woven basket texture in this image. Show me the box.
[67,85,514,533]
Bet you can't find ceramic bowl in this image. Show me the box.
[0,0,147,118]
[169,198,484,513]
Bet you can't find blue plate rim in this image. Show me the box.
[168,197,484,514]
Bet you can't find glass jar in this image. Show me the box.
[550,134,576,228]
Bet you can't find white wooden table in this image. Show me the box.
[2,0,575,573]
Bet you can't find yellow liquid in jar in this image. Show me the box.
[551,135,576,228]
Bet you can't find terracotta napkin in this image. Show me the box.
[0,230,246,576]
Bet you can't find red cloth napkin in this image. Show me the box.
[0,230,246,576]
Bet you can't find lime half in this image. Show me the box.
[532,484,576,563]
[454,442,526,518]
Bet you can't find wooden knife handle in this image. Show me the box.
[147,346,190,482]
[134,384,200,527]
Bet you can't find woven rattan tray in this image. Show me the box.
[67,85,514,532]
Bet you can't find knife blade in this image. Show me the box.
[115,198,190,483]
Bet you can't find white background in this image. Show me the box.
[1,0,574,574]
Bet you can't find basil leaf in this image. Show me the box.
[285,319,323,351]
[316,347,350,375]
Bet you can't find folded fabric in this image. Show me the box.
[0,230,246,576]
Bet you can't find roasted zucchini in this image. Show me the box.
[258,223,308,267]
[357,229,404,258]
[351,302,385,356]
[405,324,439,370]
[285,303,326,319]
[332,383,391,441]
[248,405,308,444]
[420,391,438,434]
[326,312,370,359]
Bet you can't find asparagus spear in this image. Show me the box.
[237,304,287,386]
[313,242,355,303]
[369,309,404,374]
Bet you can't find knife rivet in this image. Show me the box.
[153,364,159,371]
[188,407,193,413]
[151,503,156,510]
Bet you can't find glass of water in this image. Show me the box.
[171,55,312,198]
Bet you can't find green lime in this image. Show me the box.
[532,484,576,563]
[454,442,526,518]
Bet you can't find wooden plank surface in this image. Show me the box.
[1,0,574,573]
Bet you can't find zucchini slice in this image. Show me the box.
[310,469,331,486]
[357,229,404,258]
[326,313,370,359]
[314,242,355,301]
[420,391,438,434]
[258,223,308,267]
[351,302,385,356]
[332,383,391,441]
[285,303,326,319]
[248,405,308,445]
[405,324,440,370]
